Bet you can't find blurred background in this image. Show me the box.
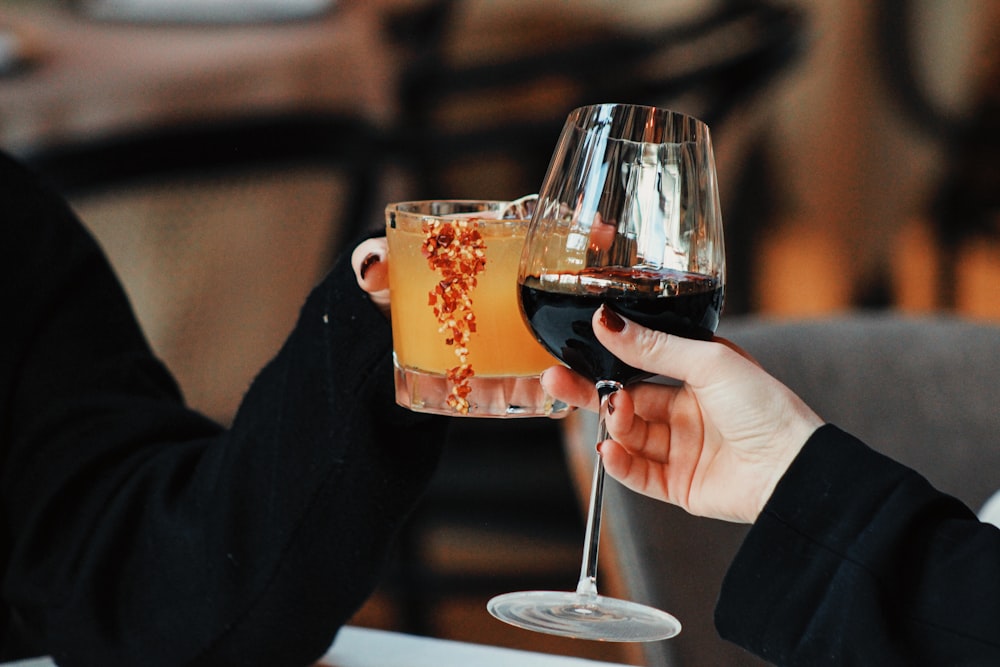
[2,0,997,664]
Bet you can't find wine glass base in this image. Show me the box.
[487,590,681,642]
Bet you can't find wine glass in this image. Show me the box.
[487,103,725,641]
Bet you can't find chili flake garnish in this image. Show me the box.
[422,218,487,414]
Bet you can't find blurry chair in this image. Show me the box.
[871,0,1000,315]
[21,111,383,239]
[387,0,805,201]
[19,111,386,423]
[563,314,1000,666]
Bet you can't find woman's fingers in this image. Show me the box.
[599,392,673,502]
[351,238,390,317]
[540,365,599,412]
[591,306,747,390]
[351,238,388,291]
[604,389,654,458]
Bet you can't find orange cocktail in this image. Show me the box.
[387,200,561,417]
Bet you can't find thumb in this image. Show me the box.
[591,306,732,389]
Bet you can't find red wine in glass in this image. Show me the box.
[519,267,724,384]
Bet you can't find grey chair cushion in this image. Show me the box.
[586,314,1000,666]
[723,314,1000,509]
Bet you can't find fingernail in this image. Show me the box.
[599,305,626,333]
[359,252,381,280]
[606,392,616,415]
[596,441,605,456]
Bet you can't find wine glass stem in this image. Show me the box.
[575,379,623,598]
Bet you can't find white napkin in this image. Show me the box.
[78,0,336,23]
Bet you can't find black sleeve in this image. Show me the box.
[0,152,447,666]
[715,424,1000,666]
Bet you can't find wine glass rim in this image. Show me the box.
[388,199,508,211]
[566,103,711,145]
[386,199,533,226]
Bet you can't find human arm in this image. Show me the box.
[717,424,1000,665]
[543,306,1000,665]
[541,305,823,523]
[1,153,446,666]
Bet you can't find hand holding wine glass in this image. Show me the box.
[540,311,825,524]
[487,103,726,641]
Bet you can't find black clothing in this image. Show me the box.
[717,424,1000,666]
[1,152,446,665]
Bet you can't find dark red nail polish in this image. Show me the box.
[600,306,626,332]
[359,252,381,280]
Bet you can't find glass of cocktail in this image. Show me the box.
[386,198,565,418]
